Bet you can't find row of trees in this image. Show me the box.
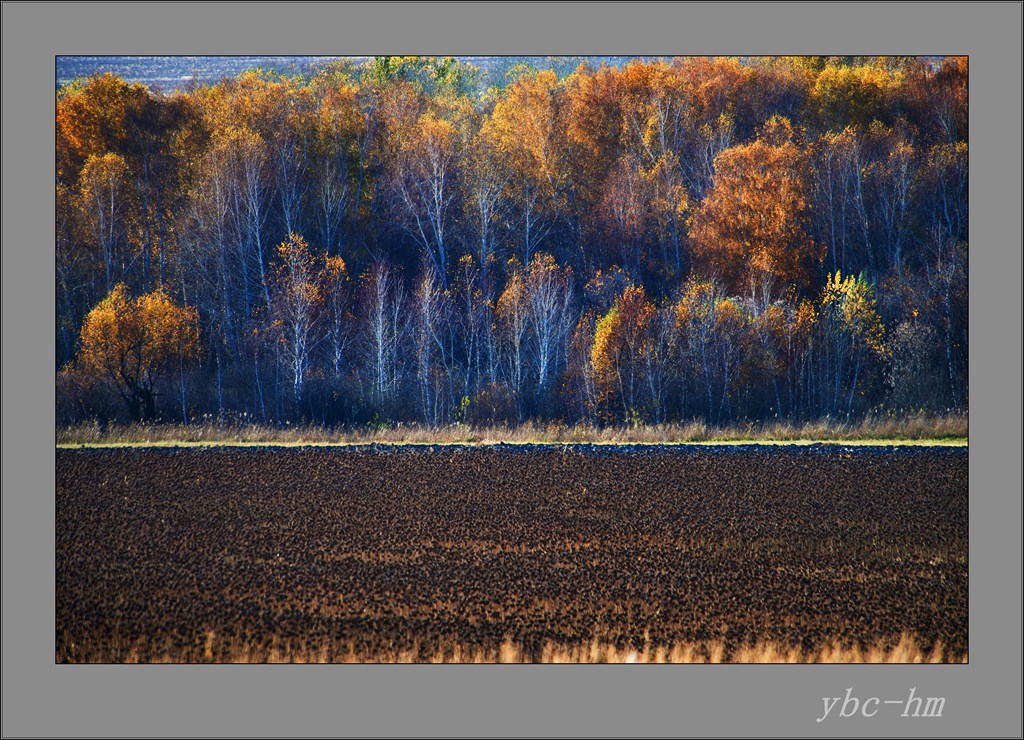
[56,56,967,425]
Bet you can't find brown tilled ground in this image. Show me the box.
[56,445,967,662]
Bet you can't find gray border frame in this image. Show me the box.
[3,2,1021,737]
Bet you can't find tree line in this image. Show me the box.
[56,56,967,427]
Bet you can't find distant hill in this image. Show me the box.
[56,55,671,93]
[56,56,351,92]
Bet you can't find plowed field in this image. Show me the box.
[56,445,967,662]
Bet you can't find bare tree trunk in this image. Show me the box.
[179,351,189,424]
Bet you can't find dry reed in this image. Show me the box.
[57,413,968,447]
[60,631,964,664]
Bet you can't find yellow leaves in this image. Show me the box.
[821,271,886,356]
[591,305,620,381]
[56,72,152,184]
[78,283,131,375]
[495,267,527,325]
[78,283,199,388]
[78,152,131,212]
[674,278,717,330]
[810,63,898,130]
[590,285,658,421]
[526,251,568,283]
[136,290,202,362]
[315,78,363,157]
[274,233,327,306]
[409,110,458,158]
[497,252,573,350]
[640,152,690,216]
[217,124,265,156]
[754,301,787,338]
[201,125,267,198]
[794,299,817,338]
[927,140,968,171]
[714,297,745,332]
[323,255,350,286]
[276,232,309,263]
[674,278,753,347]
[592,286,653,379]
[488,68,564,184]
[759,114,796,146]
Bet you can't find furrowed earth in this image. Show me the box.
[56,445,967,662]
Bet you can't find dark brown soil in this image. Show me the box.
[56,444,967,662]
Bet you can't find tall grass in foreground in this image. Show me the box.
[57,413,967,446]
[61,633,964,664]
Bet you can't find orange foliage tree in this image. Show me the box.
[77,284,200,421]
[690,117,824,306]
[591,285,656,423]
[56,72,151,185]
[488,70,568,263]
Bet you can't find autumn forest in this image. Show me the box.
[55,56,968,428]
